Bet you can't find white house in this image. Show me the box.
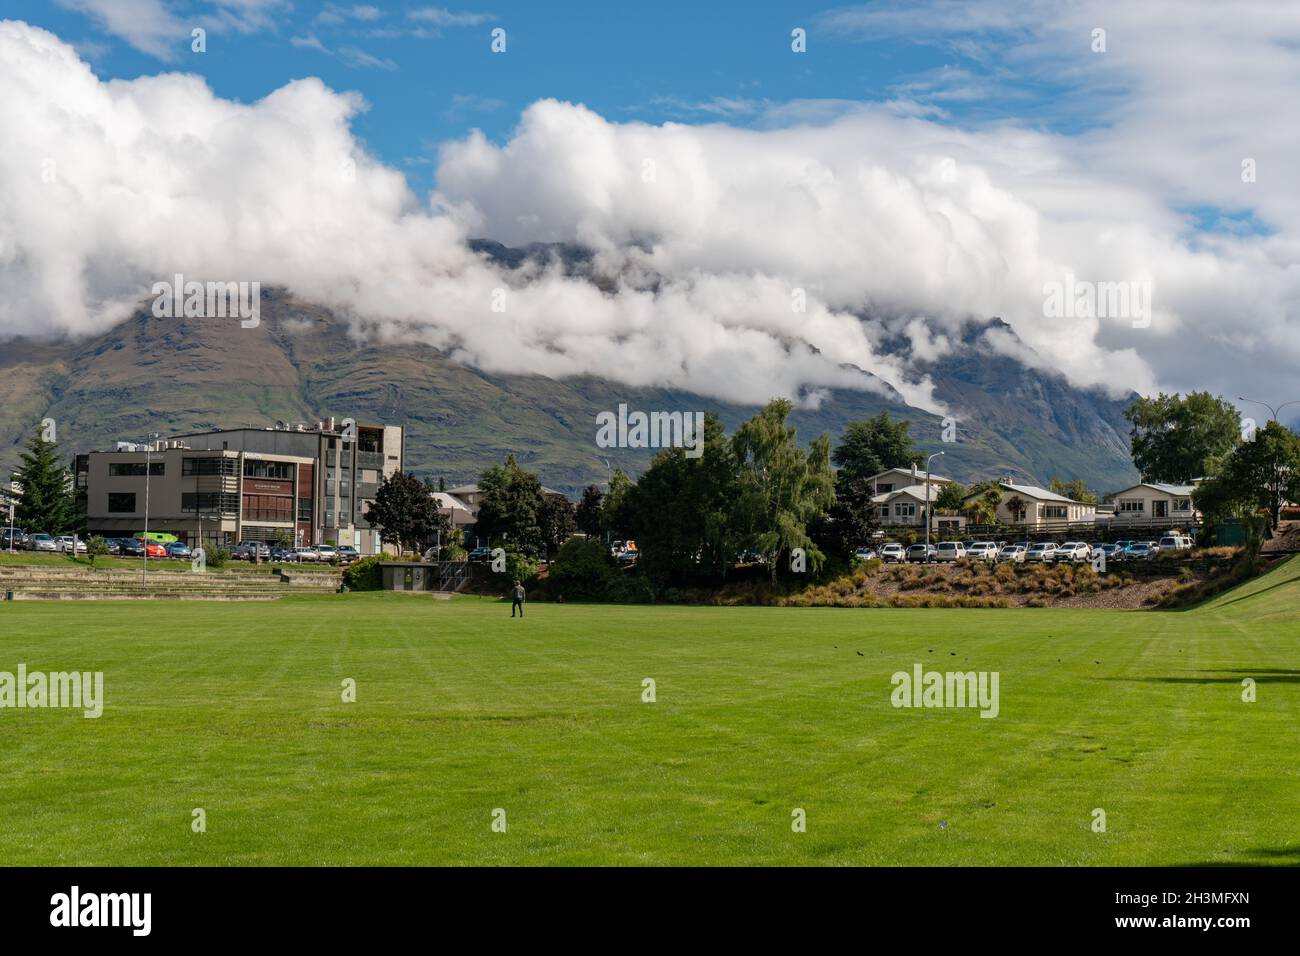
[962,481,1097,529]
[1106,482,1199,527]
[863,466,952,496]
[872,481,967,533]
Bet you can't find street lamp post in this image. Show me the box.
[1238,396,1300,424]
[924,451,945,554]
[142,434,158,583]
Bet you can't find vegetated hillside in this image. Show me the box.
[0,273,1139,498]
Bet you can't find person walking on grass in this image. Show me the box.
[511,580,526,618]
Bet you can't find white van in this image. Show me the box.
[934,541,967,562]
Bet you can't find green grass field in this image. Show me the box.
[1,557,1297,866]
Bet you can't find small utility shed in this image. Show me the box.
[380,562,433,591]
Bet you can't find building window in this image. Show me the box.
[182,493,239,513]
[894,502,916,518]
[107,493,136,513]
[1044,505,1067,519]
[241,494,294,522]
[242,460,294,480]
[297,497,313,522]
[1174,498,1191,512]
[183,457,237,476]
[1119,499,1145,513]
[109,462,164,477]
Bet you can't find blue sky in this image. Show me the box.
[10,1,1081,191]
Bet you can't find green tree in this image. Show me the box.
[575,485,604,537]
[628,414,740,584]
[934,481,968,511]
[1194,421,1300,527]
[832,411,919,481]
[546,536,619,600]
[537,494,577,556]
[599,468,635,540]
[810,471,880,562]
[732,399,837,582]
[14,426,76,535]
[474,455,546,550]
[86,535,110,568]
[1049,478,1097,503]
[1125,392,1241,483]
[363,471,448,554]
[961,480,1004,526]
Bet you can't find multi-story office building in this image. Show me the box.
[76,419,404,554]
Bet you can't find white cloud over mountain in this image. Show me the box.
[1,8,1297,415]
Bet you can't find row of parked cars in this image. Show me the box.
[232,541,360,563]
[856,534,1194,565]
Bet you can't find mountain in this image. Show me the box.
[0,255,1140,498]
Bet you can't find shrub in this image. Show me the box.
[343,555,386,591]
[207,546,230,569]
[546,536,619,601]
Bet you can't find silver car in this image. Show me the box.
[1057,541,1090,562]
[26,533,58,552]
[1024,542,1057,563]
[933,541,966,562]
[997,544,1026,563]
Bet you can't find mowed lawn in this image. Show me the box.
[1,557,1297,866]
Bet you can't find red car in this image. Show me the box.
[137,540,168,558]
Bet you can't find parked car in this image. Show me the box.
[1024,542,1058,563]
[269,547,296,563]
[737,548,767,565]
[233,541,271,561]
[997,543,1026,563]
[292,546,321,563]
[26,533,58,552]
[1,528,26,550]
[879,543,906,563]
[164,541,192,558]
[467,546,493,563]
[143,541,168,558]
[315,545,338,563]
[1090,543,1123,564]
[118,538,146,557]
[1124,541,1159,561]
[965,541,999,561]
[906,543,937,563]
[1057,541,1091,562]
[933,541,966,562]
[1112,540,1137,560]
[336,546,360,562]
[54,535,87,554]
[852,547,878,562]
[1158,534,1193,551]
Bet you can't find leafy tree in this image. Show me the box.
[1125,392,1241,483]
[1004,495,1027,524]
[599,468,635,540]
[546,536,619,600]
[810,471,880,562]
[475,454,545,550]
[832,411,919,481]
[86,535,109,568]
[1049,478,1097,503]
[14,426,77,535]
[628,414,740,584]
[575,485,605,537]
[363,471,448,554]
[1194,421,1300,527]
[537,494,577,556]
[732,399,837,582]
[962,480,1003,525]
[934,481,968,511]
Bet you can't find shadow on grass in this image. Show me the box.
[1178,845,1300,866]
[1100,674,1300,684]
